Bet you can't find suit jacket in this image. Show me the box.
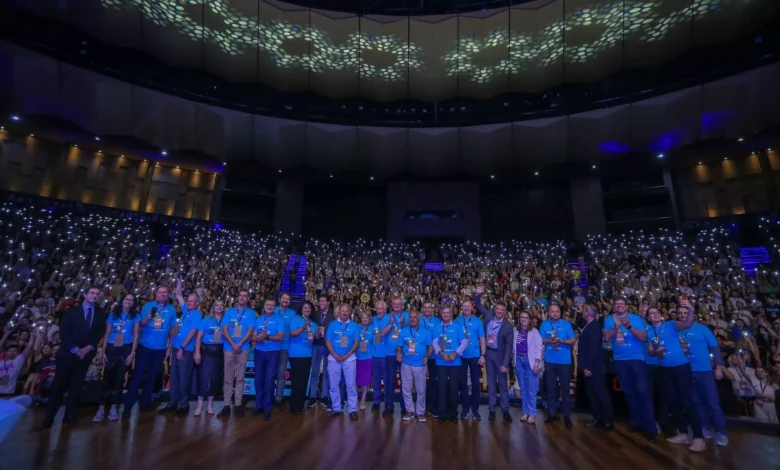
[577,320,605,375]
[56,304,107,359]
[475,294,514,367]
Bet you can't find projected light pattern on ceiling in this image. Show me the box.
[100,0,740,83]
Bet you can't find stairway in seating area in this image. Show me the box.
[279,254,307,312]
[740,246,769,277]
[567,259,589,290]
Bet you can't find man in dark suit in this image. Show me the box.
[474,285,514,422]
[42,286,106,428]
[577,304,613,432]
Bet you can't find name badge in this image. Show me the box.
[340,335,348,348]
[233,325,243,338]
[391,328,400,341]
[359,340,368,352]
[113,333,125,347]
[112,324,123,333]
[374,331,381,344]
[153,316,163,329]
[308,330,314,342]
[488,334,496,346]
[616,331,626,345]
[213,329,222,343]
[408,342,417,355]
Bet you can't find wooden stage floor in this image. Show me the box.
[3,404,777,470]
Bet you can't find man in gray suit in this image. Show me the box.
[475,285,514,422]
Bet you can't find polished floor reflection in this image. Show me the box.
[4,405,778,470]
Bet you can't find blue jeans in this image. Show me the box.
[254,350,280,412]
[384,356,402,410]
[692,370,727,435]
[515,355,539,416]
[460,357,481,414]
[544,362,572,418]
[371,356,387,405]
[124,345,165,410]
[614,359,655,432]
[328,359,357,413]
[308,345,330,399]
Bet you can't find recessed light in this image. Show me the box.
[278,170,282,173]
[592,165,597,169]
[534,171,539,176]
[370,176,374,181]
[490,175,495,179]
[95,136,100,141]
[162,151,168,156]
[738,138,744,142]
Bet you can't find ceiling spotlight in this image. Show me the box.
[11,115,20,121]
[591,165,597,169]
[657,153,664,159]
[370,176,374,181]
[278,170,282,173]
[95,136,100,141]
[162,150,168,156]
[490,175,495,179]
[223,162,227,166]
[738,138,744,142]
[329,174,333,178]
[534,171,539,176]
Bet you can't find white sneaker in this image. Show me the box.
[92,408,105,423]
[689,438,706,453]
[108,408,119,421]
[702,428,712,439]
[714,433,728,447]
[667,434,690,445]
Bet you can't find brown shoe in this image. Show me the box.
[402,412,415,422]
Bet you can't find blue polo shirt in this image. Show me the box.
[420,315,442,335]
[198,316,225,345]
[274,306,296,351]
[398,327,431,367]
[171,305,203,351]
[138,302,177,350]
[326,319,360,358]
[539,319,574,365]
[385,311,410,356]
[255,313,284,352]
[355,323,373,360]
[371,314,392,357]
[603,313,647,361]
[433,322,466,367]
[288,316,317,358]
[222,306,256,352]
[646,321,688,367]
[106,313,141,346]
[454,315,485,359]
[686,323,719,372]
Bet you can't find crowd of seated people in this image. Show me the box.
[1,195,779,444]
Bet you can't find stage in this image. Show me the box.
[3,405,777,470]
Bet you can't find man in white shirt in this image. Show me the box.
[0,330,36,396]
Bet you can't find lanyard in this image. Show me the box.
[263,315,272,331]
[463,316,472,331]
[340,321,349,335]
[759,379,768,396]
[550,320,559,336]
[179,308,192,326]
[236,307,246,324]
[116,312,129,330]
[409,327,418,343]
[422,317,429,329]
[361,325,369,340]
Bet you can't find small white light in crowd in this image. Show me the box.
[490,175,495,179]
[657,153,664,159]
[534,171,539,176]
[11,115,20,121]
[223,162,227,166]
[698,161,702,165]
[329,175,333,178]
[29,134,34,137]
[176,166,180,169]
[278,170,282,173]
[95,136,100,141]
[592,165,597,169]
[162,151,168,156]
[724,157,728,161]
[738,138,744,142]
[370,176,374,181]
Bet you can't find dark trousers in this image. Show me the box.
[289,357,312,412]
[44,354,93,423]
[384,356,403,410]
[100,344,131,406]
[459,357,480,414]
[663,363,704,439]
[544,362,572,418]
[437,365,460,419]
[486,350,509,413]
[647,364,672,428]
[124,345,166,410]
[371,356,387,405]
[427,358,439,412]
[169,349,194,408]
[691,371,727,435]
[614,360,655,433]
[584,371,613,424]
[196,345,224,397]
[255,350,280,412]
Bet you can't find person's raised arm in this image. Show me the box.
[674,301,696,331]
[175,278,185,307]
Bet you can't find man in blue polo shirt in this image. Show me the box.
[219,289,256,418]
[432,305,467,423]
[252,298,284,421]
[691,317,728,447]
[370,301,392,412]
[123,286,177,418]
[382,297,409,416]
[454,299,485,419]
[326,303,361,420]
[603,297,655,442]
[397,310,433,422]
[160,279,203,414]
[274,292,296,405]
[540,303,576,427]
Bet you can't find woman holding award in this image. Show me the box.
[288,301,317,414]
[193,299,226,416]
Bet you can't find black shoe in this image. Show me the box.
[158,404,177,413]
[372,404,380,412]
[503,412,513,423]
[121,410,132,420]
[382,408,393,417]
[472,410,482,420]
[349,412,358,421]
[139,404,154,413]
[564,418,573,428]
[63,416,79,426]
[437,417,446,424]
[544,415,558,424]
[585,420,601,428]
[628,424,644,433]
[600,423,614,433]
[274,400,284,409]
[39,419,53,430]
[176,406,190,414]
[328,410,343,417]
[251,407,264,416]
[645,432,657,443]
[217,406,231,418]
[428,411,439,418]
[306,399,317,409]
[450,417,459,424]
[488,411,496,421]
[234,406,244,418]
[262,411,271,421]
[400,407,407,415]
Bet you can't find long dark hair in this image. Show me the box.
[111,293,139,320]
[515,310,532,332]
[300,300,316,319]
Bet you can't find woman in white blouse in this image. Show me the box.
[513,311,543,424]
[751,366,778,423]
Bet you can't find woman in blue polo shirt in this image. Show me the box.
[355,311,373,411]
[93,293,140,422]
[288,301,318,414]
[194,299,226,416]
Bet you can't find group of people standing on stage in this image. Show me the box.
[39,282,730,454]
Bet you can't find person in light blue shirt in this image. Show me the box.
[161,278,204,414]
[274,292,296,404]
[218,289,255,418]
[123,286,177,418]
[687,320,727,446]
[644,312,670,436]
[603,297,654,441]
[397,310,433,421]
[355,311,374,411]
[418,301,443,417]
[325,303,361,420]
[383,298,410,415]
[432,305,468,423]
[93,293,140,423]
[252,298,285,420]
[540,303,576,426]
[647,304,706,451]
[288,301,318,414]
[193,300,226,416]
[370,301,392,412]
[454,300,485,419]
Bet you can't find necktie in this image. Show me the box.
[86,307,94,328]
